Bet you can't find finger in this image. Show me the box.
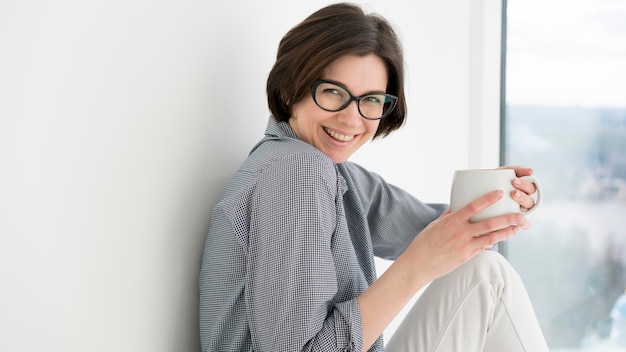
[512,177,537,195]
[473,213,526,236]
[457,190,504,221]
[498,165,533,177]
[519,217,531,230]
[512,189,536,210]
[474,223,521,248]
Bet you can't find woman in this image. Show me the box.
[199,3,549,351]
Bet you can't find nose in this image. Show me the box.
[336,100,362,125]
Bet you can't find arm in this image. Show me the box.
[340,162,447,259]
[246,152,364,351]
[357,190,527,350]
[340,163,536,350]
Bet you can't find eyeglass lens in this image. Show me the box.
[313,81,396,119]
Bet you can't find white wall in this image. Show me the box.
[0,0,500,351]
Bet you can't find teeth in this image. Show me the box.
[325,128,355,142]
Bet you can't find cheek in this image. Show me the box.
[367,120,381,136]
[290,100,315,122]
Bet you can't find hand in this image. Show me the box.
[498,165,537,214]
[401,190,525,284]
[358,190,526,350]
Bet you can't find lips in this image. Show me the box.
[324,127,356,142]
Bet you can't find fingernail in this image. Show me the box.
[514,190,522,198]
[516,214,524,223]
[513,178,522,185]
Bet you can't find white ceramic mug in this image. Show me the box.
[450,169,543,222]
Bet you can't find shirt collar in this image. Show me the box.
[256,116,348,194]
[248,116,297,156]
[264,116,298,140]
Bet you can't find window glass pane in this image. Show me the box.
[504,0,626,351]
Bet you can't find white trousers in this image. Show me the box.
[385,250,549,352]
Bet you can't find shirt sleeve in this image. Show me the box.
[341,162,449,260]
[244,151,364,351]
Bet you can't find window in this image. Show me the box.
[503,0,626,350]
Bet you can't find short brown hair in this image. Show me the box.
[266,3,407,139]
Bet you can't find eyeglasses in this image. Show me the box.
[311,80,398,120]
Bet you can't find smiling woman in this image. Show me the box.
[199,3,549,352]
[0,0,535,351]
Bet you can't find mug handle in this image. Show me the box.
[519,175,543,214]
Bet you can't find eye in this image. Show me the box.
[322,87,338,94]
[363,95,384,105]
[321,87,347,99]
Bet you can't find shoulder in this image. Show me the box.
[247,137,338,183]
[228,139,340,238]
[217,138,339,213]
[338,161,383,187]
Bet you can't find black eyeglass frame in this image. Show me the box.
[310,79,398,120]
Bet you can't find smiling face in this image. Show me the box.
[289,54,388,163]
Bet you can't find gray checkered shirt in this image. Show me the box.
[199,117,447,351]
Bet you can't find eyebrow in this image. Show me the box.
[319,78,388,96]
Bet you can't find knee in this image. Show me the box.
[433,250,522,294]
[465,250,521,285]
[471,250,506,267]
